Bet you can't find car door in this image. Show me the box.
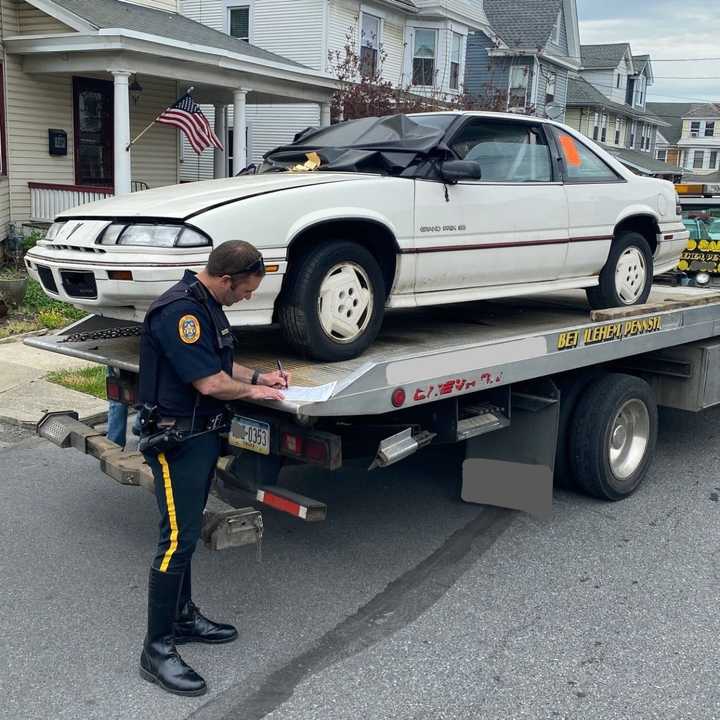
[413,117,569,296]
[548,126,628,280]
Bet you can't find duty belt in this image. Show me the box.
[159,412,227,433]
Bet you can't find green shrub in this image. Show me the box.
[23,279,86,321]
[38,307,68,329]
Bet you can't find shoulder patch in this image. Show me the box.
[178,314,201,344]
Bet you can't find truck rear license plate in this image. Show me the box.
[233,417,270,455]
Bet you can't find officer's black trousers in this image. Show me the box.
[143,432,222,575]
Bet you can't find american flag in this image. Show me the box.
[156,93,224,155]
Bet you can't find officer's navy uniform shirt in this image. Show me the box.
[139,270,234,418]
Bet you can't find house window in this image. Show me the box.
[711,151,718,169]
[508,65,529,110]
[693,150,705,169]
[690,121,701,137]
[616,74,621,89]
[545,72,556,105]
[228,6,250,41]
[600,114,608,143]
[449,32,462,91]
[592,111,599,141]
[614,117,622,145]
[656,149,667,162]
[360,13,381,79]
[0,64,6,176]
[412,28,436,86]
[705,121,715,137]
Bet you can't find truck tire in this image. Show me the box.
[553,370,606,490]
[569,373,657,501]
[278,241,385,361]
[586,231,653,309]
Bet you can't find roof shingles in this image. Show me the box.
[47,0,308,69]
[580,43,630,70]
[483,0,562,49]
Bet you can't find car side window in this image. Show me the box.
[552,128,620,182]
[449,120,552,182]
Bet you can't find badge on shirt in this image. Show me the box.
[178,314,201,344]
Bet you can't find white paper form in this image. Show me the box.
[281,382,337,403]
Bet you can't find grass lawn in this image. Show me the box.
[46,365,107,399]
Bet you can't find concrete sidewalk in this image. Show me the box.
[0,337,108,427]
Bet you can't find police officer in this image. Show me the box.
[137,240,289,697]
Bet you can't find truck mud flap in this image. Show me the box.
[462,379,559,517]
[36,412,263,552]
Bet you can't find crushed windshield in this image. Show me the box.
[259,114,456,176]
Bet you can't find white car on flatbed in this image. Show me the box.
[26,111,688,361]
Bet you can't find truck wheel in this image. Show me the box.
[586,232,653,309]
[569,373,657,501]
[278,241,385,361]
[553,370,605,490]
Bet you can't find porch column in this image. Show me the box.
[112,70,132,195]
[213,104,227,179]
[233,89,248,173]
[320,102,332,127]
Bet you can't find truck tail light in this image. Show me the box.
[281,432,304,456]
[304,438,328,464]
[106,374,137,406]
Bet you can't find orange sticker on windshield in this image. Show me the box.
[559,135,582,168]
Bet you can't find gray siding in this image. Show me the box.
[535,61,568,120]
[465,31,510,103]
[545,3,569,56]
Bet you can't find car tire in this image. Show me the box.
[568,373,657,501]
[586,231,653,309]
[278,241,386,361]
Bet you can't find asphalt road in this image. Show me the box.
[1,407,719,720]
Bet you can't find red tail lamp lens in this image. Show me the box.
[391,388,406,408]
[281,432,303,455]
[305,439,328,463]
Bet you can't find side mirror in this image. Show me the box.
[440,159,482,183]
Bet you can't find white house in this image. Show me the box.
[179,0,492,181]
[676,103,720,175]
[0,0,337,235]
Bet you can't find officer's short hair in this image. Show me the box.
[207,240,266,279]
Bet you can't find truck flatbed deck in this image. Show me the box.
[26,287,720,417]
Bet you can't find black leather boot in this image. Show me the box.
[139,568,207,696]
[174,564,238,645]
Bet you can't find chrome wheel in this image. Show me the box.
[614,247,647,304]
[609,399,650,479]
[317,261,373,344]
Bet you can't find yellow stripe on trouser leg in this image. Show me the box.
[158,452,179,572]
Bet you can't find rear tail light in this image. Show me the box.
[281,432,304,456]
[391,387,406,408]
[304,439,328,464]
[106,375,137,406]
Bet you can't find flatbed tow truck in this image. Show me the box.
[26,286,720,553]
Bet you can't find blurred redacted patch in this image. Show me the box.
[559,135,582,168]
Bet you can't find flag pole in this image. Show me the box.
[125,87,195,151]
[126,116,160,151]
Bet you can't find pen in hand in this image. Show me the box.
[277,359,288,389]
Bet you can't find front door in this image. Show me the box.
[414,117,569,296]
[73,77,114,187]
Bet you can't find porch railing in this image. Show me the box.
[29,181,150,223]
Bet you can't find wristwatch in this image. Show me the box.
[251,369,261,385]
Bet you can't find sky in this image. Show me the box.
[576,0,719,104]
